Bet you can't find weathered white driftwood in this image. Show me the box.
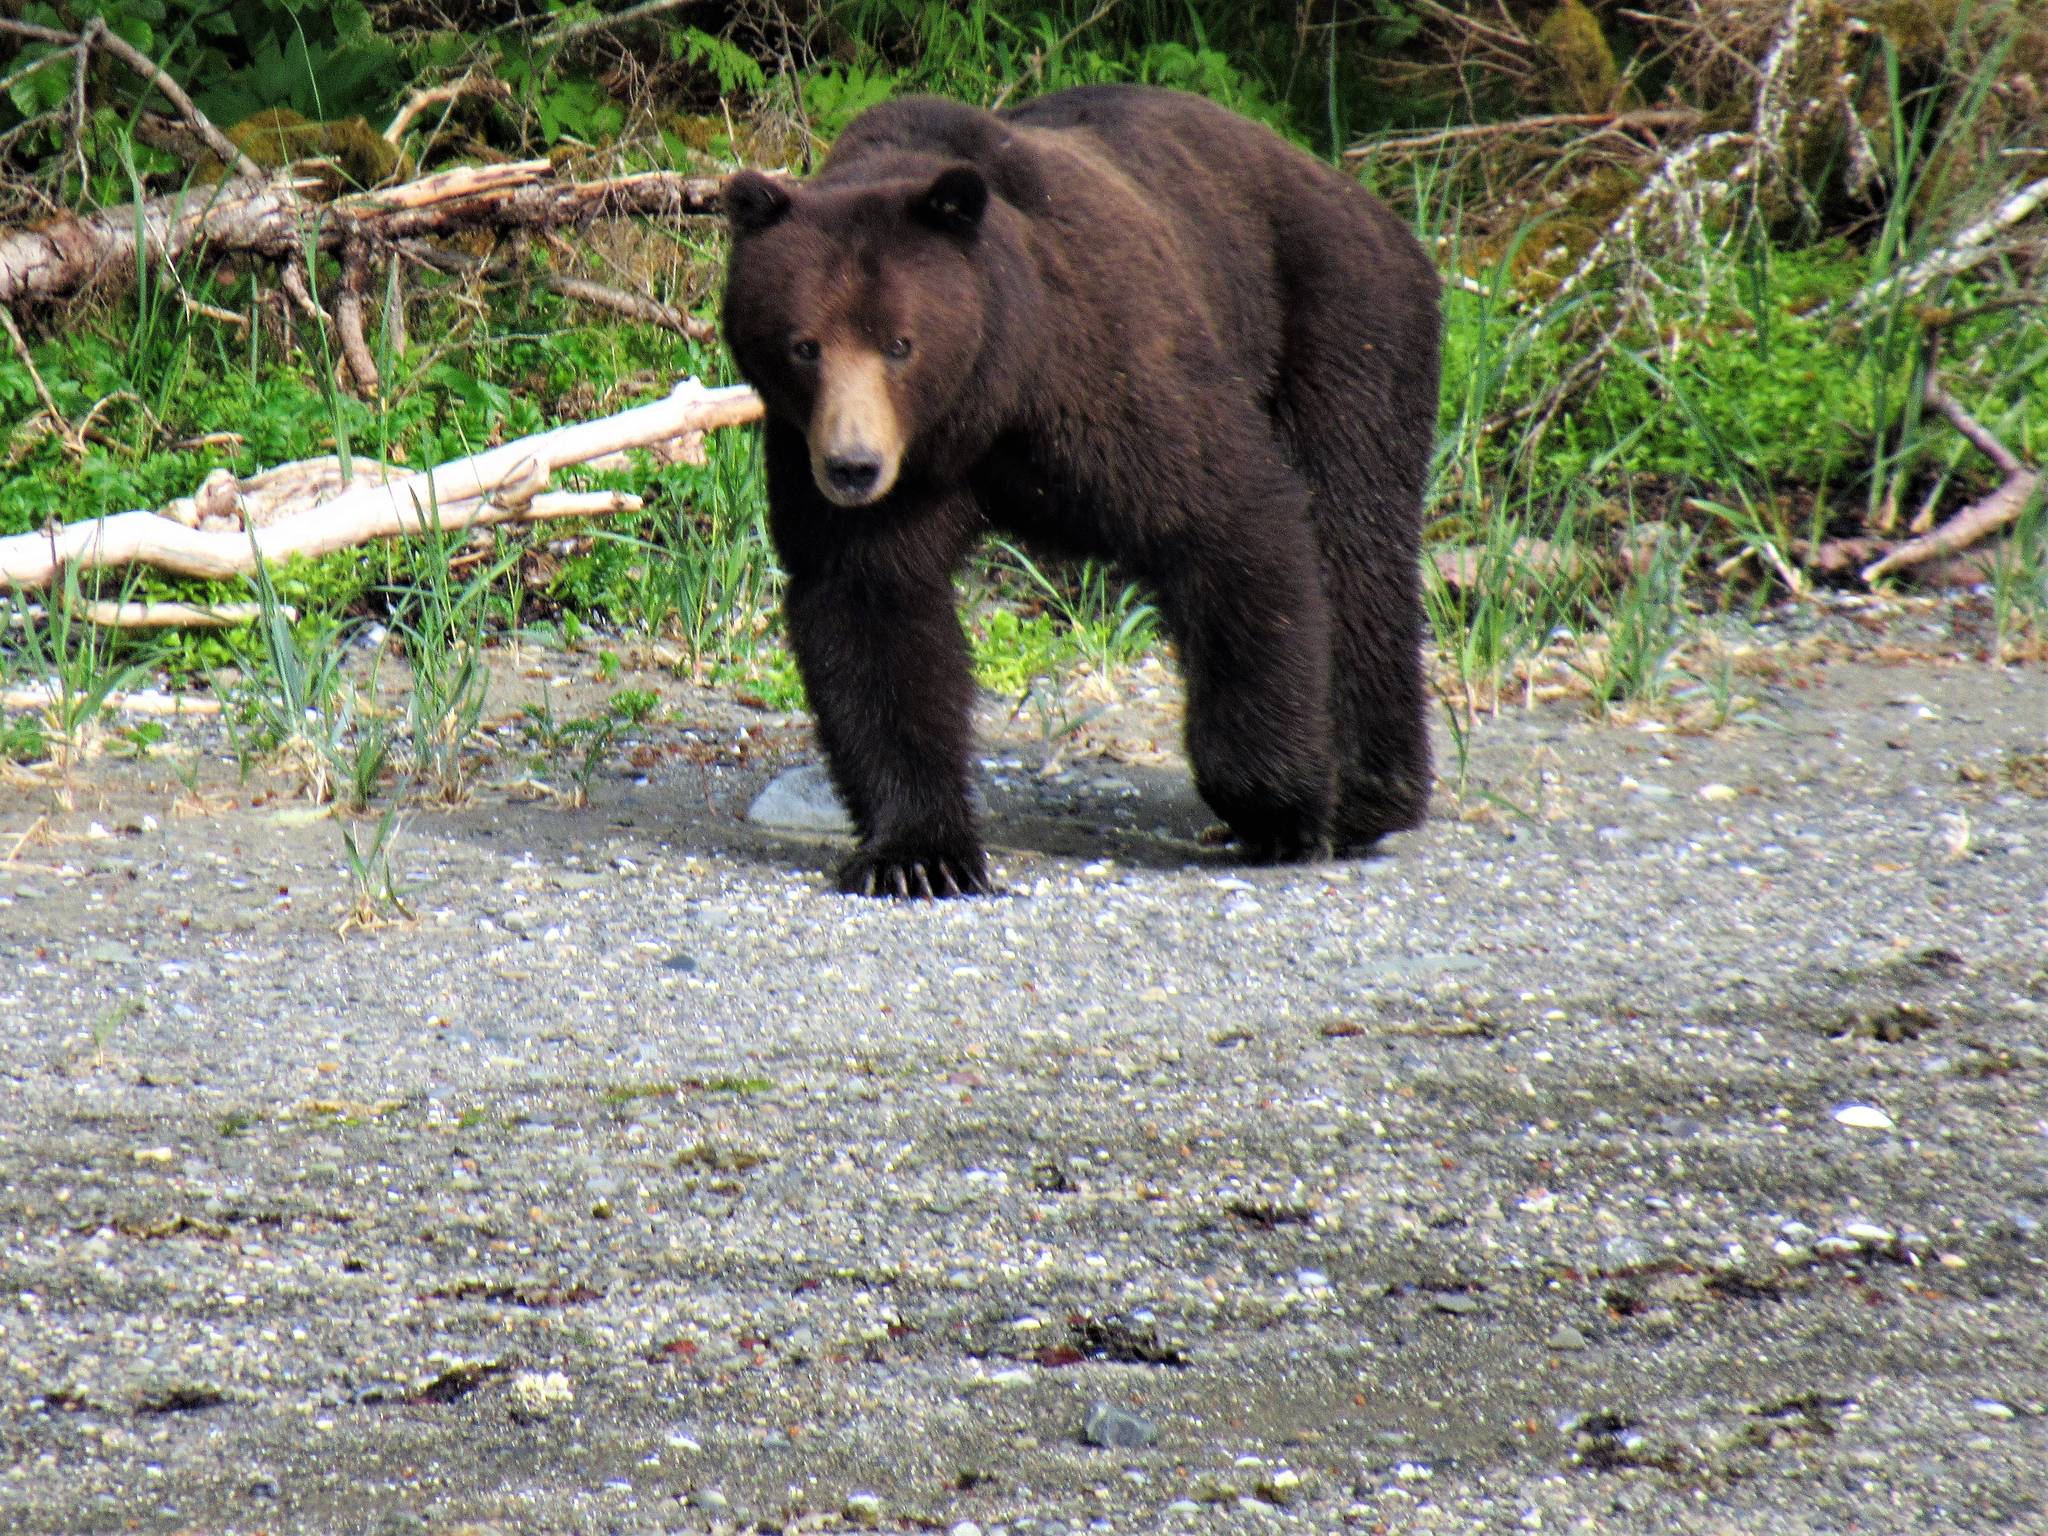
[0,379,764,593]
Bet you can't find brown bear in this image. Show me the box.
[721,85,1440,898]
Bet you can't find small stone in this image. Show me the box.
[1547,1326,1589,1351]
[1815,1237,1862,1258]
[1973,1399,2017,1421]
[844,1492,884,1525]
[688,1490,730,1511]
[1841,1222,1896,1246]
[1082,1400,1159,1449]
[1697,783,1739,802]
[748,765,854,833]
[1434,1292,1482,1316]
[1255,1469,1303,1506]
[1164,1501,1203,1516]
[950,1523,984,1536]
[506,1369,572,1422]
[1188,1475,1238,1503]
[1833,1104,1895,1131]
[1600,1236,1653,1271]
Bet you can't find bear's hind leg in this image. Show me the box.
[1270,268,1439,850]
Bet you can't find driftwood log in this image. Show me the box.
[0,160,729,311]
[0,378,763,595]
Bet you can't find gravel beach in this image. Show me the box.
[3,598,2045,1534]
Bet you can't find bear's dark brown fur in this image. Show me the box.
[722,86,1440,897]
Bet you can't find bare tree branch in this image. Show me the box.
[0,17,265,179]
[383,75,513,145]
[1862,327,2045,584]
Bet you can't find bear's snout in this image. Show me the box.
[822,452,885,501]
[809,350,905,507]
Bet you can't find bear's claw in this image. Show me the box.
[837,845,992,899]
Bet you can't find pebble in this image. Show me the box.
[748,765,853,833]
[1973,1399,2017,1421]
[1600,1236,1653,1271]
[1082,1401,1160,1449]
[1833,1104,1895,1131]
[1841,1222,1896,1246]
[844,1492,884,1524]
[506,1370,572,1422]
[1255,1469,1303,1506]
[1547,1326,1589,1351]
[1435,1292,1483,1316]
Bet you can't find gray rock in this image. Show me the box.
[1082,1401,1160,1449]
[845,1492,884,1525]
[748,765,853,833]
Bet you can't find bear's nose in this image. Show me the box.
[823,453,884,500]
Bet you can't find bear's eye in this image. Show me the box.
[790,339,820,363]
[884,336,913,361]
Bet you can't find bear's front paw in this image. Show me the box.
[1236,828,1333,866]
[837,842,992,899]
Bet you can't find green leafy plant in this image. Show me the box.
[2,567,154,806]
[231,558,356,802]
[518,686,658,807]
[338,804,413,930]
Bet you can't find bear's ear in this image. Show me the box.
[913,164,988,237]
[725,171,792,235]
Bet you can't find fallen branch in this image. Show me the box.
[1851,175,2048,315]
[335,242,380,395]
[0,161,727,309]
[0,17,263,179]
[1862,329,2044,585]
[542,274,716,342]
[1347,108,1699,158]
[0,303,71,449]
[0,378,761,592]
[383,75,513,145]
[3,684,221,716]
[77,600,285,628]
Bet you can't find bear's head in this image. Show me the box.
[720,164,993,508]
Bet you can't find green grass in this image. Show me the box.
[2,567,158,805]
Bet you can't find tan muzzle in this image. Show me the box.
[809,351,905,507]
